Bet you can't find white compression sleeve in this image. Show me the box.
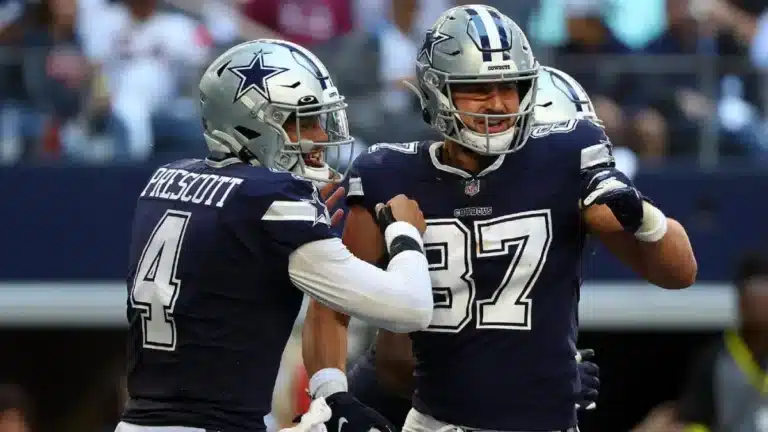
[288,224,433,333]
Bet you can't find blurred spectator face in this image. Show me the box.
[665,0,706,38]
[391,0,418,33]
[666,0,693,27]
[0,408,28,432]
[127,0,158,18]
[242,0,353,47]
[564,0,607,48]
[451,83,521,135]
[49,0,76,29]
[0,386,30,432]
[44,0,86,88]
[740,276,768,329]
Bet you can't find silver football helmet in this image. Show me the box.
[534,66,602,127]
[409,5,540,155]
[199,39,353,183]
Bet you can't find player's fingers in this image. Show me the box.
[577,348,595,361]
[330,209,344,227]
[323,186,345,211]
[318,182,337,201]
[580,374,600,390]
[579,362,600,378]
[375,203,385,216]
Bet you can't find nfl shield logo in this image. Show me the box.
[464,178,481,196]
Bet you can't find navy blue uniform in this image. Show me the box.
[345,120,613,431]
[123,155,334,431]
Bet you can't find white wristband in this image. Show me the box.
[383,221,424,253]
[634,201,668,243]
[309,368,348,399]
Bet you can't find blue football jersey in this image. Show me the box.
[123,155,335,431]
[345,120,613,431]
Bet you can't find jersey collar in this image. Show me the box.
[427,142,506,178]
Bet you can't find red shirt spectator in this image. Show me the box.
[241,0,352,47]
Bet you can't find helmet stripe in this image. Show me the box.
[549,69,592,114]
[463,7,492,62]
[486,8,512,61]
[270,41,330,90]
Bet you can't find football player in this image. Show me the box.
[333,65,606,429]
[116,39,435,432]
[302,5,697,432]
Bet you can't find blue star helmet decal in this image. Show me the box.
[228,50,289,103]
[419,29,452,65]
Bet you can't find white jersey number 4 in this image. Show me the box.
[424,210,552,333]
[130,210,191,351]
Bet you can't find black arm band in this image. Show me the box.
[388,235,424,259]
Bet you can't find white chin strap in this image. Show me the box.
[290,138,333,186]
[295,163,332,186]
[458,125,517,154]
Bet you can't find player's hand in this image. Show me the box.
[576,348,600,411]
[580,167,644,233]
[323,391,396,432]
[319,183,345,227]
[376,194,426,234]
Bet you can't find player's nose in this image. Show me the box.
[486,89,506,111]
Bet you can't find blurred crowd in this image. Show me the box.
[1,0,768,166]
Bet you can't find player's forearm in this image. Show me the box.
[603,218,696,289]
[302,299,351,398]
[374,330,416,398]
[632,218,696,288]
[303,299,350,376]
[589,205,696,289]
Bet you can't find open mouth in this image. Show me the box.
[303,147,325,168]
[477,118,512,134]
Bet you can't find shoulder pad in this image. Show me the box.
[235,168,315,200]
[530,119,614,171]
[351,141,427,176]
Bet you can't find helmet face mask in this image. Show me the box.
[199,39,353,184]
[262,97,352,183]
[414,5,540,156]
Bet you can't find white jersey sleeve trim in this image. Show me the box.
[288,237,433,333]
[580,141,614,171]
[262,200,321,222]
[347,176,364,198]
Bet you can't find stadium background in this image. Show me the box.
[0,0,766,430]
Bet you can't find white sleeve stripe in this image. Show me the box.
[347,177,364,197]
[262,201,318,222]
[580,142,614,170]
